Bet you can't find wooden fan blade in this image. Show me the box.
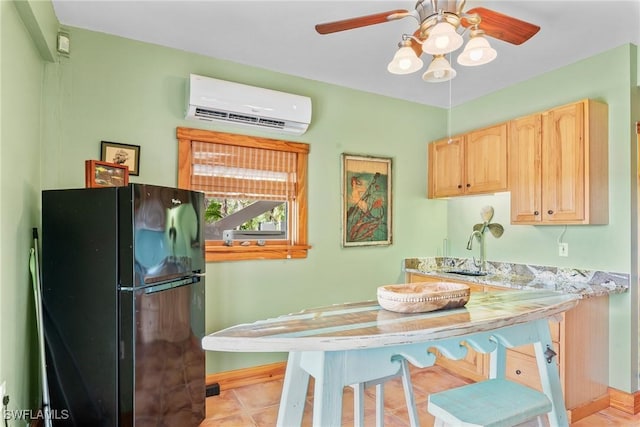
[409,29,423,57]
[315,9,409,34]
[462,7,540,45]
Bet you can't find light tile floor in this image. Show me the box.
[201,365,640,426]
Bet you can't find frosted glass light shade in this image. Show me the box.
[422,56,456,82]
[422,22,463,55]
[387,46,424,74]
[457,35,497,66]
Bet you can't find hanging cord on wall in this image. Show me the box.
[447,54,453,143]
[557,225,567,245]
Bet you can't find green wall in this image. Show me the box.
[38,28,449,374]
[444,44,639,391]
[446,45,635,271]
[3,0,639,411]
[44,30,638,390]
[1,0,57,414]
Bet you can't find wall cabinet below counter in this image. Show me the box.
[428,122,508,198]
[406,272,610,423]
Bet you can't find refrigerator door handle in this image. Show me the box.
[121,276,200,294]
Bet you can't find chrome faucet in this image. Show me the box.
[466,206,504,273]
[466,229,486,272]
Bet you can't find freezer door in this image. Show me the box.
[119,278,205,426]
[119,184,205,287]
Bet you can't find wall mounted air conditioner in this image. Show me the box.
[185,74,312,135]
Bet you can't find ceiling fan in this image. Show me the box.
[315,0,540,82]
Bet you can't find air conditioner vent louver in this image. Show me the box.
[194,109,286,129]
[258,118,286,128]
[228,113,259,124]
[186,74,311,135]
[195,108,227,120]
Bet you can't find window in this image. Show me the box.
[177,127,310,261]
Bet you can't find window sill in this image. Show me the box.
[205,243,311,262]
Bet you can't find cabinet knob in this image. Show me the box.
[515,369,522,375]
[457,184,462,189]
[548,209,554,215]
[534,211,540,216]
[466,183,471,188]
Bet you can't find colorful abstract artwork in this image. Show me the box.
[342,154,392,247]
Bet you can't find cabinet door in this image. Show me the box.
[510,115,543,224]
[428,136,465,198]
[506,348,557,392]
[406,273,443,283]
[406,272,485,292]
[465,123,509,194]
[431,343,487,382]
[542,102,586,222]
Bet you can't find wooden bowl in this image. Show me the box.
[377,282,470,313]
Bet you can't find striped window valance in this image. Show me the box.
[190,141,297,201]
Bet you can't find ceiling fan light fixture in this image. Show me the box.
[422,21,463,55]
[457,33,497,66]
[315,4,541,84]
[387,43,424,74]
[422,55,456,83]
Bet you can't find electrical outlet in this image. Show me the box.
[558,243,569,257]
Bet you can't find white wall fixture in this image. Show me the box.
[185,74,312,135]
[56,31,70,54]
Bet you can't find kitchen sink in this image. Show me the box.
[445,269,488,277]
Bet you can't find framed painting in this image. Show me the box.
[85,160,129,188]
[342,154,392,247]
[101,141,140,176]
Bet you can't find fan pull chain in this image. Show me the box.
[447,53,453,143]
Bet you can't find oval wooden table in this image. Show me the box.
[202,290,579,427]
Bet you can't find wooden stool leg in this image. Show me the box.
[350,357,420,427]
[276,352,309,427]
[353,382,365,427]
[489,340,507,379]
[375,383,384,427]
[399,359,420,427]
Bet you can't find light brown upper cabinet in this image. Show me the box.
[428,123,508,198]
[509,99,609,224]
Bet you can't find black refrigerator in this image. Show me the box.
[42,184,206,427]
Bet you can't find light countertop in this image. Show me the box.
[404,257,629,298]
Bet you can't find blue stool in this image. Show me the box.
[351,357,419,427]
[427,379,552,427]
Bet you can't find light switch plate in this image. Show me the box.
[558,243,569,257]
[0,380,6,401]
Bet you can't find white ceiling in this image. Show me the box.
[51,0,640,108]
